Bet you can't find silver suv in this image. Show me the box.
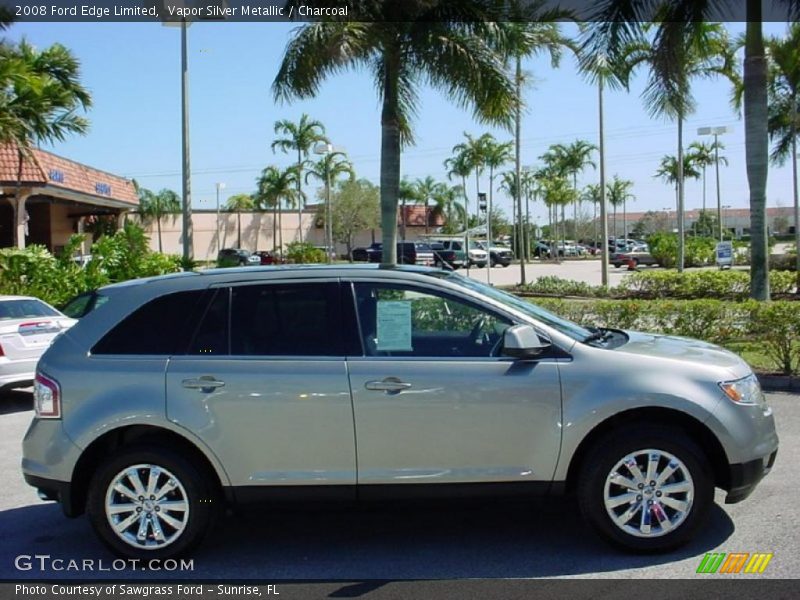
[23,265,778,559]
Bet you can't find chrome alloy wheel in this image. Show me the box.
[603,449,694,538]
[105,464,190,550]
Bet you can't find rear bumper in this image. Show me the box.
[24,473,78,517]
[0,357,36,388]
[725,449,778,504]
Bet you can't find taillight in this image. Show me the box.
[0,343,4,356]
[34,372,61,419]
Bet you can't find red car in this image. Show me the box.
[254,251,285,265]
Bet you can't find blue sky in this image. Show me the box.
[6,21,796,226]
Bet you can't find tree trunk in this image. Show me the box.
[677,114,685,272]
[515,55,525,284]
[272,205,277,254]
[792,90,799,291]
[379,49,401,266]
[278,202,284,253]
[13,149,24,249]
[745,4,770,300]
[157,217,163,253]
[237,211,242,248]
[297,149,304,244]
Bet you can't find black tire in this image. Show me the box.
[576,425,713,553]
[87,445,220,559]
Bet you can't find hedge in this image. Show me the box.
[530,297,800,375]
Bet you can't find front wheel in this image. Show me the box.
[577,426,713,553]
[87,445,219,559]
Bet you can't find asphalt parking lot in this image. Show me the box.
[1,388,797,580]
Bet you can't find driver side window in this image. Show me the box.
[354,283,511,358]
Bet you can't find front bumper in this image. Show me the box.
[725,449,778,504]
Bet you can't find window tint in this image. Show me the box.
[354,283,510,358]
[230,283,341,356]
[187,288,229,355]
[92,291,206,355]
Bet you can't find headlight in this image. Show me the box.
[719,374,764,406]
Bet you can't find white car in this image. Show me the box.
[0,296,77,390]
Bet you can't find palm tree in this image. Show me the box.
[0,40,91,248]
[583,4,795,296]
[305,152,354,255]
[257,166,302,255]
[482,137,514,248]
[431,183,466,234]
[688,140,728,237]
[615,23,734,271]
[582,183,603,246]
[765,25,800,287]
[576,50,628,288]
[138,188,180,253]
[541,140,597,240]
[606,176,635,243]
[273,5,517,265]
[224,193,255,248]
[412,176,439,234]
[538,171,576,260]
[498,7,571,283]
[270,114,328,244]
[397,177,417,245]
[655,154,702,241]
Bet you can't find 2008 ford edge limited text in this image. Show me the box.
[22,265,778,559]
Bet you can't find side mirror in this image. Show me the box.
[502,324,551,359]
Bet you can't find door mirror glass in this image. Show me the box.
[502,324,550,359]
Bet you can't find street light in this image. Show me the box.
[215,182,225,251]
[697,126,730,241]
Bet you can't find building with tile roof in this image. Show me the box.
[0,143,138,251]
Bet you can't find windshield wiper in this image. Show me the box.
[583,327,613,345]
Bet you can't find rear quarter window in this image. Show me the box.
[92,290,207,355]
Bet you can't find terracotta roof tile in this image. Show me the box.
[0,143,138,205]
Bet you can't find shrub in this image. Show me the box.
[527,296,800,375]
[285,242,326,264]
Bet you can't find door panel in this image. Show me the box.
[348,282,563,486]
[166,282,357,488]
[166,357,356,486]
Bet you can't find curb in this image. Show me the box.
[757,374,800,393]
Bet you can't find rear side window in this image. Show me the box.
[92,291,206,355]
[230,283,341,356]
[0,299,60,320]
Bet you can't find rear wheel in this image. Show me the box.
[577,426,713,553]
[87,445,219,559]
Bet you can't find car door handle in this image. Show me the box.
[364,378,411,394]
[182,376,225,392]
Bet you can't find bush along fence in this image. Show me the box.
[513,270,798,300]
[530,297,800,376]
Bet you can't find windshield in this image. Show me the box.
[441,272,592,341]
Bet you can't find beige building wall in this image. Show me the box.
[49,204,77,251]
[133,211,391,259]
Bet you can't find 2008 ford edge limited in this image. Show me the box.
[22,265,778,558]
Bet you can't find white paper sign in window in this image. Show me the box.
[376,300,412,352]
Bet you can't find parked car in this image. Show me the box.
[24,265,777,558]
[216,248,260,267]
[351,243,382,262]
[476,241,514,267]
[439,240,478,267]
[368,242,435,266]
[430,242,461,269]
[532,241,552,258]
[253,251,284,266]
[611,250,659,269]
[0,296,76,391]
